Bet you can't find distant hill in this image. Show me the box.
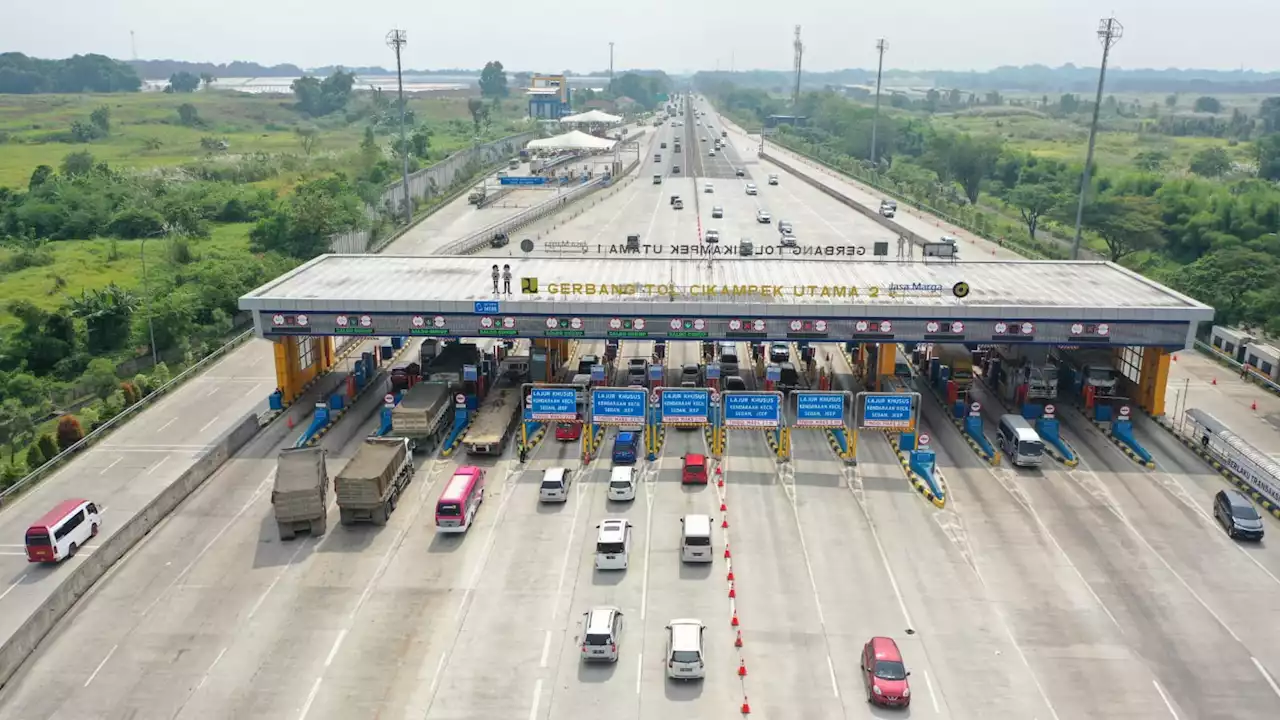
[697,64,1280,94]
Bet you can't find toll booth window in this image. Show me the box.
[1117,346,1143,385]
[297,336,316,371]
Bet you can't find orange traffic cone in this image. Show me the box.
[722,518,729,528]
[720,502,727,511]
[287,415,295,429]
[741,697,751,714]
[715,466,722,475]
[1252,401,1258,411]
[724,547,732,559]
[729,584,736,598]
[718,478,725,488]
[727,570,735,581]
[735,630,744,647]
[738,660,748,676]
[731,613,740,627]
[1212,377,1217,385]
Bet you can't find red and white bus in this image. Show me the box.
[25,499,101,563]
[436,466,485,533]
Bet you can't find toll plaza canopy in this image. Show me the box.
[239,255,1213,348]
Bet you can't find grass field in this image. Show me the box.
[0,91,528,189]
[0,223,253,331]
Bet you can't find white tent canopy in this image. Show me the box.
[559,109,623,124]
[526,130,617,151]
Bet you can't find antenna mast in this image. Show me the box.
[792,25,803,110]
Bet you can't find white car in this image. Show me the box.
[704,182,714,193]
[767,174,779,185]
[708,150,716,157]
[665,619,707,680]
[539,467,571,503]
[705,229,720,243]
[780,233,797,248]
[608,467,637,501]
[756,209,772,223]
[745,183,758,196]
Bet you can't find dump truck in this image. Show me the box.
[335,437,414,526]
[933,344,975,391]
[1051,347,1120,395]
[391,381,452,452]
[993,346,1059,401]
[272,447,329,540]
[468,184,487,205]
[461,385,521,455]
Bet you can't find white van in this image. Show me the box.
[570,373,592,404]
[680,514,713,562]
[997,414,1045,467]
[665,618,706,679]
[608,466,637,501]
[582,606,624,662]
[717,344,740,376]
[595,518,632,570]
[539,467,571,502]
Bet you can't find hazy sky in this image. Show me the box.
[4,0,1277,73]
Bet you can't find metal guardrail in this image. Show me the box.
[440,176,610,255]
[0,329,257,506]
[1194,340,1280,394]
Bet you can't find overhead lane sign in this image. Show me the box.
[661,389,710,424]
[857,392,918,430]
[591,388,648,425]
[723,393,781,429]
[794,392,846,428]
[529,388,578,421]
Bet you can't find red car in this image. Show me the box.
[681,453,707,484]
[861,636,910,707]
[555,421,582,442]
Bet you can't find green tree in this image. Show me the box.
[409,127,431,159]
[68,284,138,354]
[169,71,201,93]
[291,71,356,116]
[1193,96,1222,113]
[1132,149,1170,172]
[60,150,95,176]
[1165,94,1178,109]
[1188,146,1231,177]
[27,164,53,189]
[5,301,76,375]
[1081,195,1164,262]
[200,72,216,89]
[37,434,58,461]
[295,126,319,156]
[1007,182,1064,240]
[466,98,486,134]
[1172,247,1280,326]
[25,444,45,470]
[0,400,35,462]
[1256,133,1280,181]
[89,105,110,134]
[1259,97,1280,134]
[249,175,367,259]
[479,61,509,99]
[177,102,201,126]
[0,53,141,93]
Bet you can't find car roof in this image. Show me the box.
[868,636,903,661]
[610,466,633,480]
[586,606,620,633]
[685,453,705,464]
[1222,489,1254,507]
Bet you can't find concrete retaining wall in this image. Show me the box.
[0,412,262,689]
[760,151,930,247]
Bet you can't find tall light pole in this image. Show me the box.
[140,235,158,366]
[386,29,412,226]
[1070,17,1123,260]
[870,38,888,167]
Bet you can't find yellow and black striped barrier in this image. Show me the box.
[1073,404,1155,469]
[1151,417,1280,520]
[887,432,946,509]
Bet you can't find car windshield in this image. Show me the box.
[584,633,612,646]
[1018,440,1044,457]
[671,650,700,664]
[1233,503,1262,521]
[437,503,461,517]
[597,541,625,554]
[609,480,632,489]
[875,660,907,680]
[686,463,704,473]
[540,479,565,490]
[557,422,576,430]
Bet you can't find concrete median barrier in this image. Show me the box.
[0,411,262,689]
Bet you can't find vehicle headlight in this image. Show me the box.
[873,685,882,695]
[902,687,910,697]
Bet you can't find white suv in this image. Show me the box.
[608,467,637,501]
[745,183,758,196]
[665,619,706,679]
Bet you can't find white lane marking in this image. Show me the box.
[139,471,275,617]
[640,464,655,621]
[324,629,347,667]
[157,418,177,432]
[826,655,840,698]
[145,455,170,476]
[549,468,589,621]
[246,537,311,619]
[195,646,227,690]
[84,643,117,687]
[1152,679,1179,718]
[527,678,543,720]
[539,630,552,668]
[297,677,322,720]
[98,457,122,475]
[204,385,220,397]
[198,415,222,433]
[848,464,915,629]
[924,670,941,713]
[1253,656,1280,698]
[635,652,643,694]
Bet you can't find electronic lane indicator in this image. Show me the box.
[722,392,782,429]
[660,388,710,424]
[794,392,846,428]
[529,388,579,421]
[856,391,919,430]
[591,388,648,425]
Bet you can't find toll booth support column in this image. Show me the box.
[875,343,897,392]
[273,335,331,405]
[1139,347,1171,416]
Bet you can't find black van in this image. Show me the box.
[1214,489,1265,540]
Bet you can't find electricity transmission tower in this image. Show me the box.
[386,29,412,226]
[870,38,888,166]
[792,25,803,111]
[1070,16,1123,260]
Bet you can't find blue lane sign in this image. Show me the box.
[766,365,781,382]
[649,364,664,381]
[723,393,781,428]
[499,176,548,185]
[860,392,916,429]
[474,301,499,314]
[706,363,721,380]
[661,389,710,424]
[795,392,845,428]
[463,364,478,381]
[591,388,648,425]
[590,364,606,382]
[530,387,578,421]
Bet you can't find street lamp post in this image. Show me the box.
[140,236,158,367]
